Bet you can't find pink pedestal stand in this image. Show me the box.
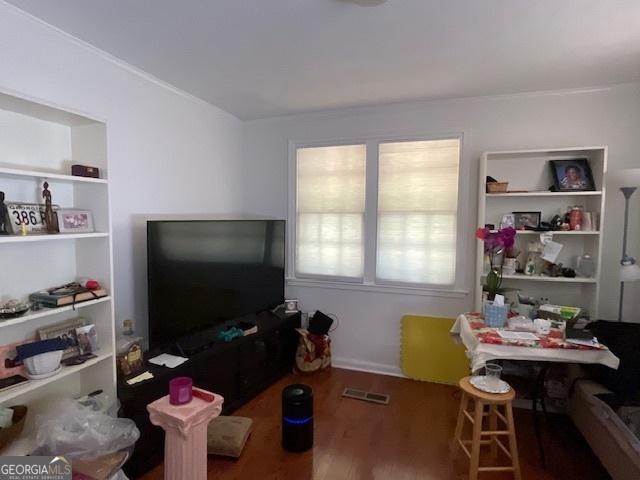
[148,388,224,480]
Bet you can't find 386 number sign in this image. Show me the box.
[5,203,54,234]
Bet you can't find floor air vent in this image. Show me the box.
[342,388,390,405]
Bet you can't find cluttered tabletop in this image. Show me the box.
[451,300,620,372]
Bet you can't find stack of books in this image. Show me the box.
[30,283,108,308]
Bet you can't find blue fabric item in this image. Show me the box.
[15,338,67,361]
[218,327,244,342]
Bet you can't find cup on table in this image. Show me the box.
[485,363,502,390]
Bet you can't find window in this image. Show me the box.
[376,139,460,285]
[295,144,366,278]
[293,137,460,288]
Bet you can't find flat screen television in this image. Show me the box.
[147,220,285,350]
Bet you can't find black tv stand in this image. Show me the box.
[118,310,300,478]
[172,325,219,356]
[168,311,275,356]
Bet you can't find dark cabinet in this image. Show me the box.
[118,312,300,477]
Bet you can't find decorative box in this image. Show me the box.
[71,164,100,179]
[116,336,144,377]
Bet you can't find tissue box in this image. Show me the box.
[483,301,509,328]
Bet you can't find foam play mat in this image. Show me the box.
[401,315,469,385]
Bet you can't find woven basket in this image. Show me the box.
[486,182,508,193]
[0,405,27,451]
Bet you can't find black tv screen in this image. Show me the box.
[147,220,285,349]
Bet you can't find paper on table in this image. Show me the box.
[565,337,600,348]
[148,353,188,368]
[497,330,539,341]
[126,371,154,385]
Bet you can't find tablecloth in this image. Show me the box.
[451,313,620,372]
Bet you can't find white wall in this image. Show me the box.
[241,84,640,375]
[0,2,243,342]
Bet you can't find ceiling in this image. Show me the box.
[7,0,640,120]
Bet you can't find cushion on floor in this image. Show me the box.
[207,416,253,458]
[401,315,469,385]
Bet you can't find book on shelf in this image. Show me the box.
[29,283,108,308]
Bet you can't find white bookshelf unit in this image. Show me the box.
[0,91,115,408]
[476,146,607,319]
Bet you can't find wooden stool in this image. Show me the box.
[453,376,521,480]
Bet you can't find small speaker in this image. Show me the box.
[282,384,313,452]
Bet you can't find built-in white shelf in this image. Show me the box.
[0,351,113,404]
[0,166,107,184]
[477,146,607,316]
[499,273,597,284]
[0,91,115,408]
[0,296,112,329]
[0,232,109,244]
[486,191,602,198]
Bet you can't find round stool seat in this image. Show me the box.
[459,376,515,403]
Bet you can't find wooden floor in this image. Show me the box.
[141,368,608,480]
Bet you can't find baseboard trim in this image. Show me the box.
[332,357,405,378]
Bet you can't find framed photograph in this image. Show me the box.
[513,211,541,230]
[500,214,515,229]
[549,158,595,192]
[5,203,59,235]
[38,317,86,360]
[76,324,99,355]
[56,209,94,233]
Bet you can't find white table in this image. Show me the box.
[451,313,620,467]
[451,314,620,372]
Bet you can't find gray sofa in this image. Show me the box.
[569,379,640,480]
[567,320,640,480]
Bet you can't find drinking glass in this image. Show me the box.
[485,363,502,390]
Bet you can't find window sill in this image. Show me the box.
[285,277,469,299]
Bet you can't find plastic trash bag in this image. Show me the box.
[33,397,139,480]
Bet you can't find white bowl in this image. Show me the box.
[24,350,63,376]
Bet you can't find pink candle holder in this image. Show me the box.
[169,377,193,405]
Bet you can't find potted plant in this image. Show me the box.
[476,226,516,300]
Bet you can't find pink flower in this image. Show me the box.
[498,227,516,249]
[475,227,489,240]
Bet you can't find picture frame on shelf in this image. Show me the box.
[549,158,596,192]
[500,214,515,229]
[38,317,86,360]
[56,209,94,233]
[513,211,541,230]
[76,324,98,355]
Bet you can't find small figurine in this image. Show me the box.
[42,181,57,234]
[20,221,28,236]
[0,191,9,235]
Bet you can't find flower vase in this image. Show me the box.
[485,268,502,300]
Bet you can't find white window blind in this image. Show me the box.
[296,144,366,278]
[376,139,460,285]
